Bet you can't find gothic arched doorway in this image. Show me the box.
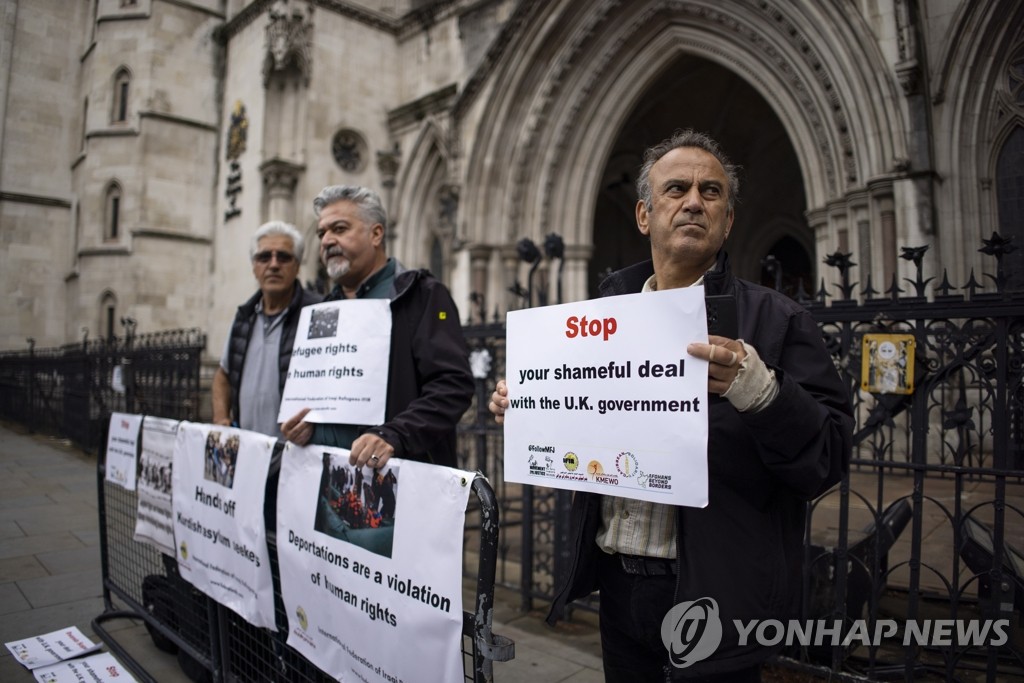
[591,54,813,297]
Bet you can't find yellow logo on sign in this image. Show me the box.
[563,452,579,471]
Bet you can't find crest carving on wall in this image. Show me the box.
[263,0,314,86]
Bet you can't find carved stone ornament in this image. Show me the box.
[376,144,401,188]
[896,58,920,97]
[438,184,459,230]
[263,0,314,86]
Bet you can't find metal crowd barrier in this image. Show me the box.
[92,418,514,683]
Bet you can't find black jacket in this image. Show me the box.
[313,267,474,468]
[226,283,322,422]
[546,252,853,677]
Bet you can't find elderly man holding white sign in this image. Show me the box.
[490,130,853,681]
[281,185,474,470]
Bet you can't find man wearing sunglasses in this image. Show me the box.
[212,221,322,437]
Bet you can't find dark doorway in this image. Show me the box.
[761,235,813,299]
[591,55,812,296]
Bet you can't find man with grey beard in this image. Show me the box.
[281,185,474,471]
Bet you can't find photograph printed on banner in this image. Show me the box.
[313,452,398,558]
[138,452,172,495]
[308,306,339,339]
[203,431,240,488]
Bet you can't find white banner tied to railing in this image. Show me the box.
[277,443,473,683]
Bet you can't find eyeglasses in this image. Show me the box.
[253,250,296,264]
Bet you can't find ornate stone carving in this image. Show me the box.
[522,0,855,234]
[376,143,401,189]
[260,157,303,197]
[438,184,459,231]
[263,0,313,87]
[896,58,920,96]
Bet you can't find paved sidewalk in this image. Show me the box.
[0,422,603,683]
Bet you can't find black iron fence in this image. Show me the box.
[0,328,205,451]
[455,235,1024,681]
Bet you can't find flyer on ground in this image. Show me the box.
[504,287,711,507]
[104,412,142,491]
[277,443,472,683]
[32,652,138,683]
[172,421,277,630]
[133,416,180,555]
[5,626,100,670]
[277,299,392,426]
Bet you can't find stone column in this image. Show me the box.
[561,243,593,304]
[805,208,829,294]
[260,158,304,223]
[377,144,401,245]
[879,196,897,287]
[500,243,522,313]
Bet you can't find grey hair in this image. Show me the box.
[635,129,740,212]
[250,220,304,261]
[312,185,388,231]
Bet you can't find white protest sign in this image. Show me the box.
[172,421,276,630]
[104,412,141,491]
[133,416,179,555]
[504,287,710,507]
[5,626,100,670]
[33,652,137,683]
[277,444,471,683]
[278,299,392,425]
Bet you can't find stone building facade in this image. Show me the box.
[1,0,1021,355]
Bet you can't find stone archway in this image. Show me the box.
[591,54,812,297]
[457,0,910,312]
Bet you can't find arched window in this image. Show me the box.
[104,182,122,240]
[100,292,117,341]
[112,68,131,123]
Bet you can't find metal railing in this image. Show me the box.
[0,327,205,451]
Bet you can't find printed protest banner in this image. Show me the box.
[277,444,472,683]
[5,626,101,669]
[504,287,711,506]
[32,652,137,683]
[104,412,142,490]
[134,416,180,554]
[172,421,276,629]
[278,299,392,425]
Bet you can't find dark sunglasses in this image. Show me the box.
[253,250,296,264]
